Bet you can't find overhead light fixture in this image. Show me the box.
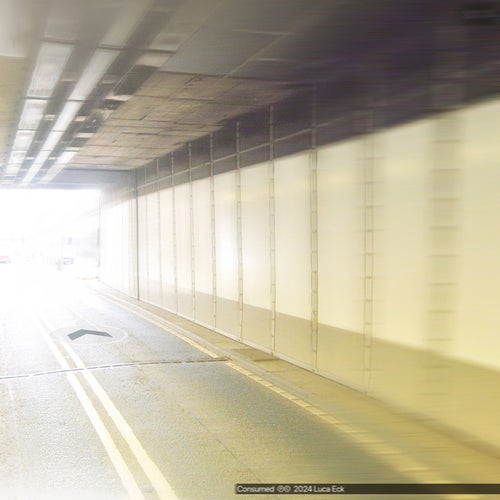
[5,165,21,175]
[41,150,78,183]
[20,149,52,185]
[21,47,116,186]
[57,151,78,163]
[8,150,26,165]
[20,0,151,187]
[27,42,72,98]
[12,130,35,151]
[69,49,119,101]
[33,149,51,166]
[41,130,65,152]
[53,100,82,131]
[6,151,26,176]
[19,99,48,130]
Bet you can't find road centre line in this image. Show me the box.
[59,340,179,500]
[36,318,146,500]
[39,315,178,500]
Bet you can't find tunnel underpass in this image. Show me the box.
[1,0,500,499]
[2,262,500,499]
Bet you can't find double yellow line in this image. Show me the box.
[37,317,178,500]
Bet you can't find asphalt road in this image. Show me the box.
[0,263,490,499]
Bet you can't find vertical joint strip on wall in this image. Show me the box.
[424,24,465,414]
[112,180,122,293]
[171,153,179,314]
[188,144,196,320]
[143,170,151,303]
[236,121,244,341]
[156,159,164,309]
[269,105,277,354]
[209,133,217,328]
[362,111,375,394]
[310,87,319,371]
[134,169,141,300]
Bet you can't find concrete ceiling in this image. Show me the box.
[0,0,498,187]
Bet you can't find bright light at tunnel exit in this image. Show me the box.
[0,188,100,239]
[0,188,100,275]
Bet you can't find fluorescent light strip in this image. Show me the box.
[41,151,78,183]
[42,130,65,152]
[8,150,27,165]
[69,49,119,101]
[22,5,144,185]
[19,99,47,130]
[27,42,72,98]
[21,150,51,185]
[13,130,36,150]
[7,131,36,176]
[20,47,112,184]
[52,100,82,131]
[20,97,80,184]
[57,151,78,164]
[5,165,21,175]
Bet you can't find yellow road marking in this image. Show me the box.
[102,295,219,359]
[37,319,146,500]
[103,293,482,500]
[60,341,178,500]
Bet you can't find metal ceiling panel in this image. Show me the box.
[74,155,126,165]
[112,134,165,148]
[140,72,195,98]
[172,75,239,100]
[149,0,223,51]
[178,102,253,125]
[86,131,121,146]
[144,101,202,122]
[230,59,310,82]
[160,27,277,76]
[157,122,217,133]
[208,0,312,32]
[105,118,182,129]
[67,162,132,171]
[101,126,160,136]
[112,96,168,120]
[125,158,149,167]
